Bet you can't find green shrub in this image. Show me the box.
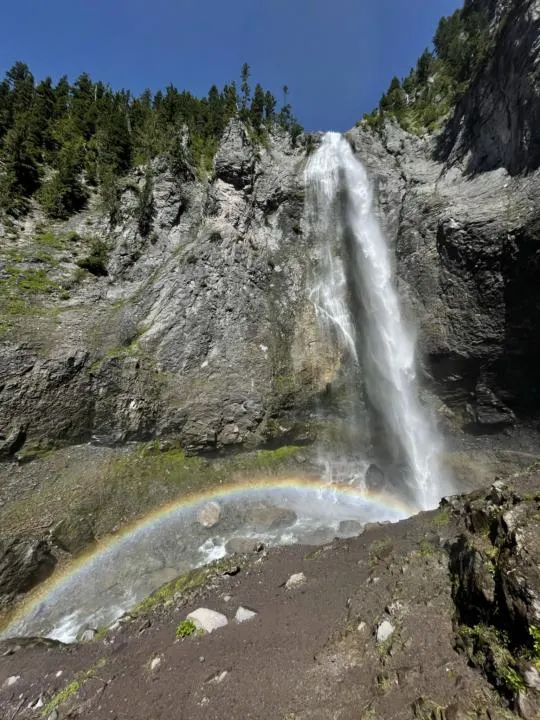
[77,239,109,276]
[176,619,197,638]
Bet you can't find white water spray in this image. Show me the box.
[306,132,444,510]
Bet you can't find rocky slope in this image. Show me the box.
[1,471,539,719]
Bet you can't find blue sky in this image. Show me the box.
[1,0,462,131]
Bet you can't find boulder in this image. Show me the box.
[186,608,228,634]
[0,538,56,606]
[197,502,221,528]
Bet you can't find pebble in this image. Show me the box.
[235,606,258,623]
[150,657,161,672]
[208,670,228,685]
[285,572,306,590]
[4,675,20,687]
[357,621,367,633]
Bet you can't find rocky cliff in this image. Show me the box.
[3,0,540,461]
[0,123,342,458]
[347,0,540,433]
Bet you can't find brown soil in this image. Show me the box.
[0,487,524,720]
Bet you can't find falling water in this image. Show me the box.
[305,132,444,510]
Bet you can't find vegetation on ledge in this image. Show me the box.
[0,61,303,219]
[360,5,495,135]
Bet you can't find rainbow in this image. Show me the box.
[1,475,418,636]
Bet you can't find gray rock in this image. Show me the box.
[247,505,298,532]
[337,520,363,538]
[225,537,260,555]
[197,502,221,528]
[78,628,96,643]
[186,608,228,634]
[376,619,395,644]
[285,572,306,590]
[0,538,56,608]
[234,606,258,623]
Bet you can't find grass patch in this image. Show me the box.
[41,658,106,716]
[134,556,243,614]
[369,536,393,568]
[176,619,198,638]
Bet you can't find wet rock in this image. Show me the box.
[376,619,395,644]
[225,537,260,555]
[0,538,56,606]
[365,464,385,491]
[78,628,96,643]
[235,606,258,623]
[468,382,516,429]
[285,572,306,590]
[186,608,228,634]
[247,504,297,531]
[197,502,221,528]
[51,515,95,555]
[337,520,363,538]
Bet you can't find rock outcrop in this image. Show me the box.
[0,122,338,456]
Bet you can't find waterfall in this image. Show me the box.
[305,132,445,511]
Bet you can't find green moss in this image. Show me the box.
[134,556,243,614]
[41,658,106,716]
[418,537,435,557]
[369,536,393,567]
[458,624,525,695]
[432,509,450,527]
[176,619,198,638]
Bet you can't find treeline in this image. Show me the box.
[362,5,494,133]
[0,62,302,219]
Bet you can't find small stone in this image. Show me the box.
[285,572,306,590]
[79,628,96,642]
[4,675,20,687]
[150,657,161,672]
[357,621,367,633]
[376,620,395,644]
[235,606,258,623]
[199,656,205,663]
[208,670,228,685]
[223,594,232,602]
[524,665,540,690]
[47,711,59,720]
[55,670,63,678]
[197,501,221,528]
[186,608,228,634]
[29,695,44,709]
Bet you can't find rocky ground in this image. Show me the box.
[0,470,539,720]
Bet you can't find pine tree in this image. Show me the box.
[241,63,251,108]
[250,83,265,127]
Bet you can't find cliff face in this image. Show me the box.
[347,0,540,431]
[0,123,340,457]
[2,0,540,459]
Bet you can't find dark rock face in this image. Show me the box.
[345,0,540,422]
[444,477,540,715]
[0,539,56,607]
